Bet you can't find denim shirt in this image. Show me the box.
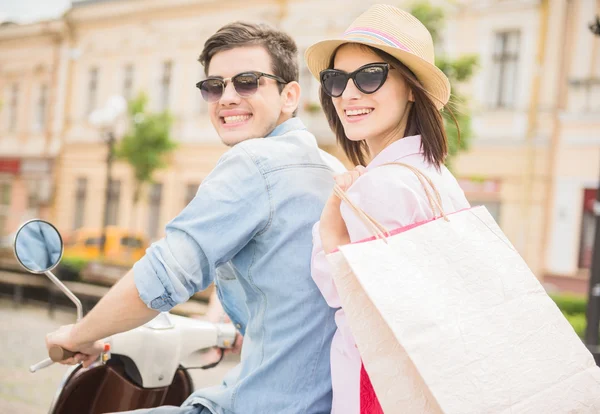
[133,118,342,414]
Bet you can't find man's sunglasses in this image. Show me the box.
[320,63,390,98]
[196,71,288,103]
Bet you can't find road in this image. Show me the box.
[0,298,239,414]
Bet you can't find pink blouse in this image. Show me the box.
[311,135,471,414]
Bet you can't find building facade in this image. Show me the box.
[448,0,600,291]
[0,19,68,239]
[1,0,598,290]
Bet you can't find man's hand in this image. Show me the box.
[320,166,367,254]
[43,270,158,369]
[45,324,105,368]
[226,331,244,356]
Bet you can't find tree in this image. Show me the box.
[409,1,479,169]
[115,92,177,227]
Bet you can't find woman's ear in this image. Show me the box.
[408,89,415,102]
[281,81,301,115]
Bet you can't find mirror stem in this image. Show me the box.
[45,270,83,321]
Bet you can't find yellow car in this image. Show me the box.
[63,226,149,267]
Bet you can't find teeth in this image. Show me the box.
[346,108,373,116]
[223,115,251,124]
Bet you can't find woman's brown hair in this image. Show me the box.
[319,45,456,167]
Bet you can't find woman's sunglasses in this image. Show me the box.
[320,63,390,98]
[196,71,288,103]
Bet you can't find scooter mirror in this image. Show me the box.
[13,219,64,274]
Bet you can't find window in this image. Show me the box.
[84,237,104,247]
[148,183,163,239]
[0,216,6,237]
[184,183,199,207]
[26,179,40,209]
[579,189,597,269]
[459,178,502,223]
[0,183,11,206]
[120,236,143,248]
[73,177,87,230]
[489,31,520,108]
[160,61,172,111]
[36,84,48,130]
[0,182,10,236]
[87,67,99,114]
[123,64,134,101]
[7,83,19,131]
[106,179,121,226]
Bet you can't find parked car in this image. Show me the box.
[63,227,149,267]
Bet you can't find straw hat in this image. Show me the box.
[304,4,450,109]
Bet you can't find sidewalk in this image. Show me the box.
[0,298,238,414]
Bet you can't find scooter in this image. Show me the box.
[13,219,236,414]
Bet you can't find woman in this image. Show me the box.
[305,4,470,413]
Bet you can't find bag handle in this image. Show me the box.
[334,185,390,240]
[334,162,449,240]
[382,162,446,219]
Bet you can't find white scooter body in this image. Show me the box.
[12,219,236,414]
[107,312,235,388]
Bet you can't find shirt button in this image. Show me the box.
[236,324,242,329]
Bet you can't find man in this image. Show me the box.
[45,22,345,414]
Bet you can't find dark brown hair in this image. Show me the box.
[199,21,299,93]
[319,45,455,167]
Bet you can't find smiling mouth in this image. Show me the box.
[344,108,374,120]
[221,115,253,125]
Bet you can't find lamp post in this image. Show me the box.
[89,95,127,257]
[584,14,600,351]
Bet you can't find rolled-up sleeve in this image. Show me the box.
[134,146,271,312]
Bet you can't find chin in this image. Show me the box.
[219,132,254,147]
[343,127,371,142]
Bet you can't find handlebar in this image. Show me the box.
[49,345,76,362]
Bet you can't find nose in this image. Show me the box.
[341,77,361,100]
[219,80,241,106]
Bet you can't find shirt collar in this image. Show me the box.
[366,135,423,170]
[267,117,307,138]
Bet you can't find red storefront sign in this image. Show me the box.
[580,188,599,269]
[584,188,598,212]
[0,159,20,174]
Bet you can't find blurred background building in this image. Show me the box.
[0,0,598,292]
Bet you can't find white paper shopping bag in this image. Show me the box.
[329,164,600,413]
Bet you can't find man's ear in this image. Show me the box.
[281,81,301,116]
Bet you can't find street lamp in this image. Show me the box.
[590,15,600,36]
[89,95,127,257]
[584,15,600,351]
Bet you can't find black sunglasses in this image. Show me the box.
[320,63,390,98]
[196,71,288,103]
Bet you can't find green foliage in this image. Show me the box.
[115,92,177,205]
[563,312,587,338]
[56,255,89,281]
[551,294,588,315]
[443,95,473,170]
[436,55,479,83]
[550,294,597,341]
[409,1,445,44]
[408,1,479,170]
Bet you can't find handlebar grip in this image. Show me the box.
[48,345,76,362]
